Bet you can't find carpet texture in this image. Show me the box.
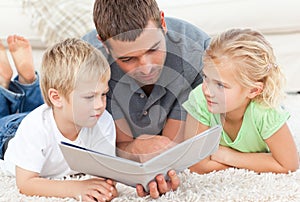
[0,95,299,202]
[1,168,300,202]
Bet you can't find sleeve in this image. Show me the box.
[256,106,290,140]
[4,114,48,174]
[167,97,187,121]
[182,84,211,126]
[106,82,125,120]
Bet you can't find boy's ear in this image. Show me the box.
[248,82,264,99]
[48,88,63,107]
[97,34,110,54]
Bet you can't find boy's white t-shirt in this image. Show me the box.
[3,104,116,179]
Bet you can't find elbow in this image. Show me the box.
[278,161,299,174]
[287,161,299,173]
[16,181,29,196]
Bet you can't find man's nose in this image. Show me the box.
[138,55,152,74]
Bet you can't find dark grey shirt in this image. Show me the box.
[83,17,210,138]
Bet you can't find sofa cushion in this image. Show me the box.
[157,0,300,35]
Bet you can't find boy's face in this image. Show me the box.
[107,20,167,86]
[64,77,109,129]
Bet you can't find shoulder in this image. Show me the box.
[20,104,51,127]
[165,17,210,48]
[248,102,290,138]
[183,84,205,113]
[16,104,56,144]
[81,29,109,58]
[250,102,289,120]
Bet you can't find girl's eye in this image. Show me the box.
[202,74,208,82]
[217,82,225,88]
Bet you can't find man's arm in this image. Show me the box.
[115,118,181,198]
[115,118,180,162]
[162,118,185,143]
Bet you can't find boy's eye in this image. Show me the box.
[84,95,94,99]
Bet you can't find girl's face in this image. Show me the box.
[202,60,251,116]
[62,77,109,129]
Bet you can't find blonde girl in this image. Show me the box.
[183,28,299,174]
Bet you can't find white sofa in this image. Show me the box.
[1,0,299,92]
[157,0,300,92]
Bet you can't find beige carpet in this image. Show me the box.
[0,95,299,202]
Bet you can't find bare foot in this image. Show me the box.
[0,40,13,88]
[7,35,36,84]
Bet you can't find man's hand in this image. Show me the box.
[125,134,176,162]
[136,170,180,199]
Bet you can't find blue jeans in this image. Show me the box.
[0,74,43,159]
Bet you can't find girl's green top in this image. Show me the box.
[182,84,290,152]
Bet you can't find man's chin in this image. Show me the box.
[136,78,159,86]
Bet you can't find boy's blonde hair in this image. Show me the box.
[40,38,110,106]
[203,28,285,108]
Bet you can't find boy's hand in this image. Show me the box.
[76,178,118,202]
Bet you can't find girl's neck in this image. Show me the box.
[221,99,251,123]
[220,100,250,141]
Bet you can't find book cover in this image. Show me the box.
[59,125,222,192]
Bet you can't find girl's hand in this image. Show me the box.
[75,178,118,202]
[211,145,236,165]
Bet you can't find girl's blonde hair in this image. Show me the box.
[203,28,285,108]
[40,38,110,106]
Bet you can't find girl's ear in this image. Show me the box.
[48,88,63,107]
[248,82,264,99]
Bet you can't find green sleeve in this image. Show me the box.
[182,84,211,126]
[253,104,290,140]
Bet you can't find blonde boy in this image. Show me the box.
[3,38,118,201]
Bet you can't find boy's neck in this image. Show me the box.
[52,109,80,141]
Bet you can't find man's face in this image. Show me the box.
[107,20,167,86]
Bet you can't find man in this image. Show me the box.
[83,0,210,198]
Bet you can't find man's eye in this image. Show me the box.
[148,48,158,52]
[121,58,132,63]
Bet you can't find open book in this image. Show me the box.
[59,125,222,192]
